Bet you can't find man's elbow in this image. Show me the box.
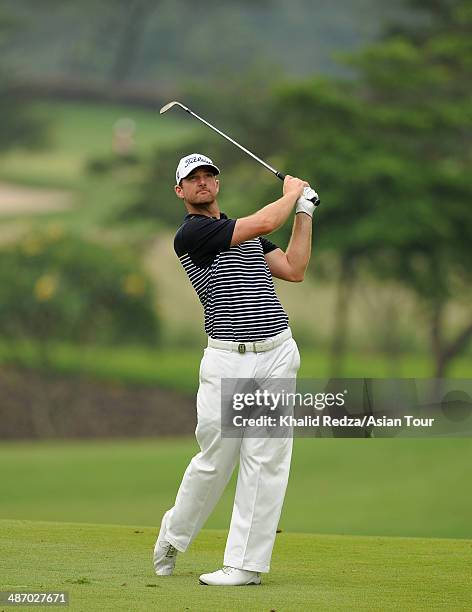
[287,269,304,282]
[280,257,306,282]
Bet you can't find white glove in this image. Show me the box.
[296,186,319,217]
[295,197,315,216]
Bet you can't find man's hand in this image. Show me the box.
[284,176,318,217]
[283,175,309,199]
[295,196,317,217]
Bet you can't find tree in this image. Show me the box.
[271,0,471,376]
[352,0,472,376]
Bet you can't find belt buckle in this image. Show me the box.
[238,343,246,354]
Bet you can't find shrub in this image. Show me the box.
[0,226,159,347]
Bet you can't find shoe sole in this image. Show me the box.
[199,579,261,586]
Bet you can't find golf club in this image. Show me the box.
[159,100,319,206]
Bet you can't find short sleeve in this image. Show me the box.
[259,236,279,255]
[174,217,236,268]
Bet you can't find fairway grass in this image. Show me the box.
[1,520,470,611]
[1,438,471,540]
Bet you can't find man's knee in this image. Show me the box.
[195,425,239,470]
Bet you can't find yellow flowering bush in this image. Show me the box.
[0,230,159,345]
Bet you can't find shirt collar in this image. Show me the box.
[185,212,228,220]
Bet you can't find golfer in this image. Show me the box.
[153,153,315,586]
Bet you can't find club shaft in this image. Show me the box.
[183,107,285,181]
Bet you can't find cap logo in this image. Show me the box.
[184,155,212,168]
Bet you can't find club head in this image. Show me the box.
[159,100,189,114]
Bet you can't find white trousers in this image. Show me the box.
[165,334,300,573]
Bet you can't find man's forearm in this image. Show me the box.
[285,213,313,279]
[252,192,299,234]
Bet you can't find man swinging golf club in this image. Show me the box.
[153,151,316,586]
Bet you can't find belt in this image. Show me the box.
[207,328,292,354]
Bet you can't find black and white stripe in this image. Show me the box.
[179,238,289,341]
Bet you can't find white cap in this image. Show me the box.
[176,153,220,184]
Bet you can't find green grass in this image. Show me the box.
[0,438,471,539]
[1,520,471,611]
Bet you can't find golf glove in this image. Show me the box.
[296,186,319,217]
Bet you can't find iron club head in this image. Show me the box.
[159,100,189,114]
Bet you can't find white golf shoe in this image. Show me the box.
[153,510,178,576]
[199,566,261,586]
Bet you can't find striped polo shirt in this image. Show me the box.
[174,213,289,341]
